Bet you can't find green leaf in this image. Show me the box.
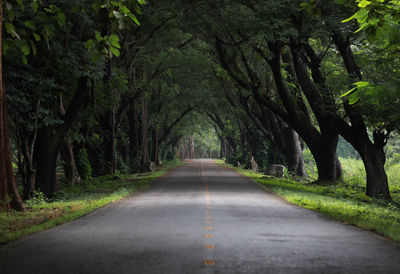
[128,14,140,26]
[110,46,120,57]
[354,81,371,88]
[21,55,28,65]
[95,31,102,42]
[20,43,31,56]
[24,20,36,30]
[5,23,20,39]
[120,5,130,14]
[85,39,96,50]
[341,87,357,98]
[29,40,37,55]
[348,92,360,104]
[358,0,372,8]
[32,1,39,13]
[342,14,356,23]
[354,8,369,23]
[33,33,41,41]
[134,3,142,14]
[56,12,66,26]
[108,34,120,48]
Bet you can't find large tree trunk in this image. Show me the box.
[282,126,306,177]
[0,1,25,210]
[60,137,81,185]
[270,58,339,180]
[356,140,390,199]
[309,143,339,181]
[331,32,390,199]
[34,128,59,197]
[0,92,24,210]
[34,77,90,198]
[288,45,342,181]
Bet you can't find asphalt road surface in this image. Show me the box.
[1,159,400,274]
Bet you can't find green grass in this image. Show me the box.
[216,160,400,243]
[0,160,184,244]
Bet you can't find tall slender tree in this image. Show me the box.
[0,0,25,211]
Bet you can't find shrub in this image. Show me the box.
[78,148,92,181]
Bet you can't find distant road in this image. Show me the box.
[1,159,400,273]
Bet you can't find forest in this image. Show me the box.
[0,0,400,219]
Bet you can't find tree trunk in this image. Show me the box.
[151,127,159,165]
[128,101,141,172]
[310,145,339,181]
[140,100,149,170]
[60,137,81,185]
[289,45,342,181]
[34,77,90,198]
[34,128,59,197]
[20,130,36,200]
[0,1,24,210]
[188,135,195,159]
[282,126,306,177]
[331,32,390,199]
[178,141,186,160]
[359,142,390,199]
[102,109,116,175]
[220,138,225,159]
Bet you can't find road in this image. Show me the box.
[1,159,400,273]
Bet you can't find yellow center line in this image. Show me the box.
[202,160,215,266]
[204,260,216,266]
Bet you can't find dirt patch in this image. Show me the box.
[7,209,65,233]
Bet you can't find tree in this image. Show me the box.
[0,0,24,210]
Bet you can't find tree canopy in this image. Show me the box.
[1,0,400,210]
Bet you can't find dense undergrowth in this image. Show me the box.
[0,160,183,244]
[215,158,400,243]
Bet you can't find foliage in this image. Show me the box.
[25,191,47,207]
[3,0,67,64]
[339,0,400,128]
[78,149,92,181]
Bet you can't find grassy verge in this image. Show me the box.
[215,159,400,243]
[0,160,184,244]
